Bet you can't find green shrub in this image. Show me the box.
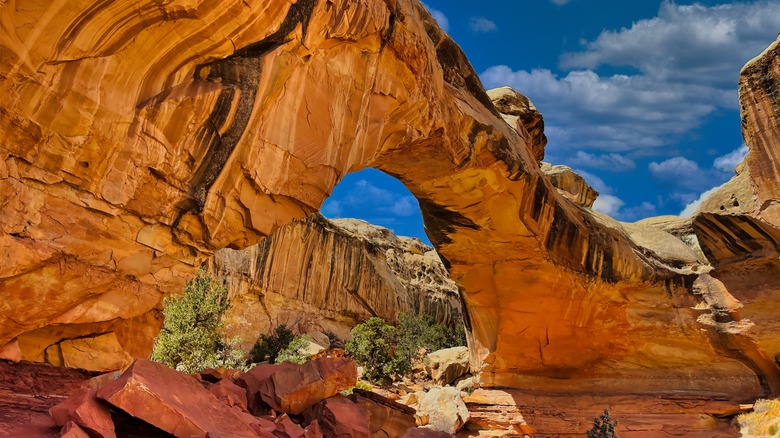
[151,269,246,373]
[340,380,373,396]
[276,335,311,365]
[249,324,308,364]
[346,317,397,384]
[587,408,619,438]
[346,313,466,385]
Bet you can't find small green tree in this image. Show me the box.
[249,324,298,364]
[345,317,397,384]
[151,269,245,373]
[587,408,619,438]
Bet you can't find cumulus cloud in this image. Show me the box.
[648,156,717,191]
[422,3,449,32]
[480,1,780,154]
[469,17,497,33]
[569,151,635,171]
[593,194,625,216]
[713,144,749,171]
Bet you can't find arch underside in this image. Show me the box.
[1,0,779,398]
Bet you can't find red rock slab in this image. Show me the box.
[260,358,357,415]
[96,359,258,437]
[49,387,116,438]
[270,413,305,438]
[303,420,322,438]
[350,389,416,438]
[237,363,297,415]
[211,378,249,411]
[306,395,370,438]
[61,421,91,438]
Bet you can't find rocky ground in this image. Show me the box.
[0,357,746,438]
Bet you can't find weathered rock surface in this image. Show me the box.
[96,360,259,437]
[0,0,779,425]
[540,163,598,208]
[487,87,547,164]
[212,214,462,346]
[425,346,470,386]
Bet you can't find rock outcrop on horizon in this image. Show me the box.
[1,0,779,416]
[212,214,462,346]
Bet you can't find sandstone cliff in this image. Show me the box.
[0,0,779,409]
[211,214,461,347]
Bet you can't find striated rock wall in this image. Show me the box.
[0,0,778,407]
[210,214,462,347]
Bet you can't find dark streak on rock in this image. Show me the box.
[417,197,479,248]
[185,0,319,214]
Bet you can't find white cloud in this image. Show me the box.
[480,1,780,154]
[561,1,780,88]
[422,3,449,32]
[593,194,625,216]
[469,17,497,33]
[713,144,748,172]
[680,184,724,217]
[648,156,716,191]
[570,151,635,171]
[390,196,417,216]
[621,202,658,221]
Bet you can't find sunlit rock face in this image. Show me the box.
[0,0,778,399]
[211,214,462,348]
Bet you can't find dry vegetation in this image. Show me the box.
[738,399,780,437]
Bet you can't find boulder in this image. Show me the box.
[269,414,305,438]
[257,358,357,415]
[49,387,116,438]
[237,362,297,415]
[305,395,370,438]
[96,360,258,437]
[0,338,21,362]
[415,387,469,434]
[59,333,134,372]
[350,389,416,438]
[424,347,470,386]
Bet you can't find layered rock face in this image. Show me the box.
[211,214,461,346]
[1,0,779,407]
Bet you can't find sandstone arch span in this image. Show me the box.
[1,0,779,397]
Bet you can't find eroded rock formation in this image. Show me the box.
[1,0,779,413]
[212,214,461,345]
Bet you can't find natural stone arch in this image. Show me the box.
[1,0,779,397]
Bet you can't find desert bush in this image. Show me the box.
[248,324,310,364]
[737,399,780,437]
[151,269,246,373]
[345,317,397,384]
[275,335,311,365]
[587,408,619,438]
[346,313,466,385]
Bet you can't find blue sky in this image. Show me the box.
[321,0,780,244]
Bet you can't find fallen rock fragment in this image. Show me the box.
[60,421,92,438]
[96,360,258,437]
[257,357,357,415]
[350,389,416,438]
[49,387,116,438]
